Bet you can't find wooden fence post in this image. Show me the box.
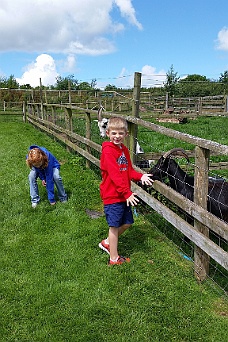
[23,101,27,122]
[194,146,210,281]
[165,92,169,110]
[68,80,72,104]
[129,72,141,163]
[31,89,34,103]
[225,95,228,112]
[39,78,44,119]
[198,97,202,115]
[44,89,47,104]
[64,107,73,153]
[51,105,56,124]
[64,107,73,131]
[85,112,92,168]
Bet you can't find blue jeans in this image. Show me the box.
[28,167,67,204]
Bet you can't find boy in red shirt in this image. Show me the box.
[99,117,153,265]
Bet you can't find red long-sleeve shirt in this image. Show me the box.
[100,142,143,205]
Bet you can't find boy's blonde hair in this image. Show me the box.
[107,117,128,132]
[26,148,48,169]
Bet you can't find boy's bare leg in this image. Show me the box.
[108,227,119,261]
[118,223,131,237]
[108,224,131,260]
[106,224,131,245]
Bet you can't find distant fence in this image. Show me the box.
[22,72,228,284]
[1,83,228,117]
[140,93,228,115]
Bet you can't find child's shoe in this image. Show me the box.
[32,202,38,208]
[99,240,110,255]
[108,256,130,265]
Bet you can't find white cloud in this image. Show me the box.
[115,67,134,89]
[141,65,166,87]
[108,65,166,89]
[63,55,76,72]
[114,0,143,30]
[67,37,116,56]
[1,0,143,87]
[16,57,167,89]
[16,54,58,87]
[0,0,142,55]
[215,27,228,51]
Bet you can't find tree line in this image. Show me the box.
[1,65,228,98]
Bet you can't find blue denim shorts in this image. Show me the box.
[104,202,134,228]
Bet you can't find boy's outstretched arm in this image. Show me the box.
[126,193,139,206]
[140,174,153,186]
[126,174,153,206]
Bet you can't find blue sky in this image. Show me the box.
[0,0,228,89]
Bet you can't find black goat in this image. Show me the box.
[149,148,228,223]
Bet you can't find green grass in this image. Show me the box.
[138,115,228,179]
[139,115,228,151]
[0,120,228,341]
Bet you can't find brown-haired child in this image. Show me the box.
[26,145,67,208]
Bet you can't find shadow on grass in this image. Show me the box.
[118,224,151,256]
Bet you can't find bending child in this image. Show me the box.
[26,145,67,208]
[99,117,153,265]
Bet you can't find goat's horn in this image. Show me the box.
[163,148,189,161]
[97,106,103,122]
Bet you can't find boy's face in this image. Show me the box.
[106,128,128,146]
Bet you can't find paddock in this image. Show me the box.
[1,73,227,287]
[1,118,227,341]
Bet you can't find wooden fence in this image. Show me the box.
[23,72,228,283]
[1,83,228,116]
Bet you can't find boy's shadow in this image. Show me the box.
[118,226,150,255]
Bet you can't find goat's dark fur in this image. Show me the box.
[150,155,228,223]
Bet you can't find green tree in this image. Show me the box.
[104,84,118,91]
[7,75,19,89]
[177,74,224,97]
[20,84,32,89]
[177,74,209,97]
[181,74,208,83]
[164,65,179,96]
[78,82,92,90]
[0,75,19,89]
[55,75,79,90]
[219,70,228,93]
[0,76,7,88]
[219,70,228,83]
[90,79,97,89]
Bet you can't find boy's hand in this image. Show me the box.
[42,180,46,187]
[126,193,139,206]
[140,174,153,186]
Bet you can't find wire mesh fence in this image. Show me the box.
[132,140,227,294]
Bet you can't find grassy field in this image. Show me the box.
[0,117,228,341]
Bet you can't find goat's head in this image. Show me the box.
[97,106,108,138]
[98,118,108,138]
[149,148,189,182]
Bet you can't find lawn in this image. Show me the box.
[0,119,227,341]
